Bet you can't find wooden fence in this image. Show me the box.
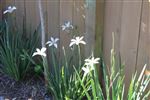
[0,0,103,55]
[104,0,150,85]
[0,0,150,85]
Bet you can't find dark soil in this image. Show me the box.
[0,72,48,100]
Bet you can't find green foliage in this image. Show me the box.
[127,64,150,100]
[34,65,43,74]
[0,21,40,81]
[75,33,150,100]
[45,47,90,100]
[76,49,149,100]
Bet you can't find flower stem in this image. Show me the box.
[78,45,81,69]
[63,47,69,77]
[74,66,91,100]
[51,48,58,82]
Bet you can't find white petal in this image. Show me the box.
[48,43,53,47]
[54,44,58,48]
[41,47,46,52]
[46,41,51,45]
[76,41,80,45]
[3,10,8,14]
[51,37,54,42]
[94,61,99,64]
[12,6,17,10]
[80,41,86,45]
[85,59,90,62]
[71,39,76,42]
[66,21,70,27]
[95,58,100,61]
[32,53,36,57]
[76,37,80,40]
[69,42,75,47]
[82,67,87,72]
[61,25,66,30]
[32,52,38,57]
[79,36,84,40]
[55,38,59,42]
[82,66,90,76]
[41,53,46,57]
[36,48,40,52]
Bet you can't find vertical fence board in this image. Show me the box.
[103,0,123,68]
[94,0,104,57]
[84,0,96,56]
[94,0,104,89]
[136,0,149,73]
[119,0,142,85]
[73,0,85,34]
[46,0,59,37]
[14,0,25,33]
[146,0,150,92]
[25,0,40,36]
[148,0,150,70]
[59,0,73,48]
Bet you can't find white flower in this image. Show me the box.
[82,57,100,77]
[61,21,73,31]
[3,6,16,14]
[69,36,86,47]
[85,57,100,67]
[46,37,59,48]
[32,47,47,57]
[82,66,92,77]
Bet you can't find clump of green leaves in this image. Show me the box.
[45,46,89,100]
[0,21,40,81]
[76,33,150,100]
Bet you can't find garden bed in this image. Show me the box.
[0,72,47,100]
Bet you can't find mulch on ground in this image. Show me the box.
[0,72,48,100]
